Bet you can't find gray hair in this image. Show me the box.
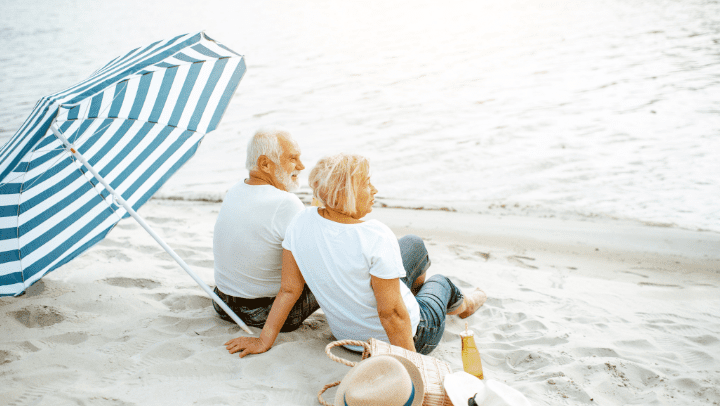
[245,126,292,171]
[309,153,370,216]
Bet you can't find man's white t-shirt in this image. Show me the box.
[282,208,420,344]
[213,181,305,298]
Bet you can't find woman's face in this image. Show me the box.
[353,171,378,219]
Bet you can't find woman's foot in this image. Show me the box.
[448,289,487,319]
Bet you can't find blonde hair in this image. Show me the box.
[309,153,370,216]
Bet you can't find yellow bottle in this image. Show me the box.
[460,322,484,379]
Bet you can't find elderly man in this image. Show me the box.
[212,126,319,331]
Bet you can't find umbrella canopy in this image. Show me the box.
[0,32,246,297]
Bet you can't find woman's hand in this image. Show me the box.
[224,336,272,358]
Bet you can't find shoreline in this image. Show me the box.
[153,191,720,236]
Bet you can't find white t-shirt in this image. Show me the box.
[282,208,420,344]
[213,181,305,298]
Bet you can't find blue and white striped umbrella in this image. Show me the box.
[0,32,246,297]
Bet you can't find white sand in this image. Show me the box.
[1,200,719,406]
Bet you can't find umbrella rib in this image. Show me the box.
[65,118,114,153]
[3,54,199,179]
[9,131,56,285]
[1,34,252,327]
[0,117,115,190]
[17,149,75,193]
[67,59,199,132]
[50,126,125,220]
[90,77,129,125]
[12,147,71,286]
[64,58,212,138]
[0,172,33,190]
[53,69,133,148]
[0,140,68,190]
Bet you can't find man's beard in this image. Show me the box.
[276,167,300,192]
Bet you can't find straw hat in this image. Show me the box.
[334,355,425,406]
[443,372,532,406]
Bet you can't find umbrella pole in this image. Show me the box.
[50,125,254,335]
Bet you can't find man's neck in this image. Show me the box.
[245,177,271,186]
[245,172,282,190]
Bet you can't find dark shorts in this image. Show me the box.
[213,285,319,332]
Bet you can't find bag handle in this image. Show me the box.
[324,340,371,367]
[318,381,341,406]
[318,340,371,405]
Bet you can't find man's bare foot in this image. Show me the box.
[457,289,487,319]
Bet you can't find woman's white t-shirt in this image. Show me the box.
[282,208,420,344]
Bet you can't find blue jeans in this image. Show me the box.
[399,235,464,355]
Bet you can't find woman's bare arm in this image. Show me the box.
[225,249,306,357]
[371,275,416,352]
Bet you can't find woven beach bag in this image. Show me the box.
[318,338,453,406]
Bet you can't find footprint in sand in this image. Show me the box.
[115,222,138,230]
[544,376,593,403]
[97,249,133,262]
[0,349,18,365]
[103,277,161,289]
[5,375,79,406]
[505,311,528,323]
[448,244,490,261]
[98,336,163,357]
[16,341,41,353]
[136,244,161,254]
[9,305,65,328]
[23,280,46,297]
[161,293,212,311]
[187,259,214,269]
[146,216,181,225]
[637,282,682,288]
[570,346,622,359]
[153,314,220,334]
[507,255,538,269]
[46,332,89,345]
[144,341,195,361]
[100,339,195,383]
[96,238,129,248]
[505,349,552,371]
[144,292,171,301]
[686,334,719,345]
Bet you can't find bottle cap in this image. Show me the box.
[460,322,474,337]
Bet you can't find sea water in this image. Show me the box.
[1,0,718,232]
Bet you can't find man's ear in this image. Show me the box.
[257,155,274,174]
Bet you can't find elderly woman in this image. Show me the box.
[225,153,486,356]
